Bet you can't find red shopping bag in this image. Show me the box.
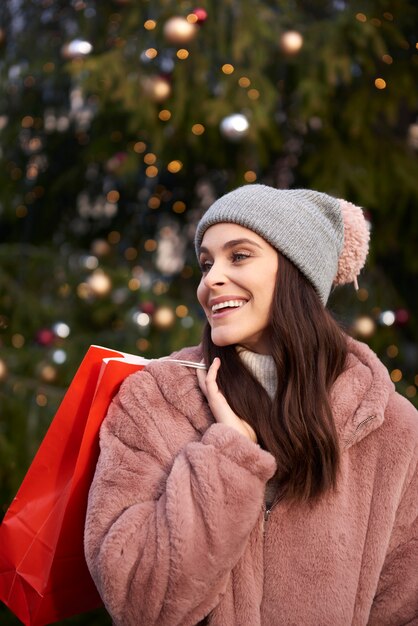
[0,345,150,625]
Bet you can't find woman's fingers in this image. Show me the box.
[204,357,221,396]
[197,358,257,443]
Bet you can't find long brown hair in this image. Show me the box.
[202,253,348,502]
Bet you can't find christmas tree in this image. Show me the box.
[1,0,417,623]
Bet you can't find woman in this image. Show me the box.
[84,185,418,625]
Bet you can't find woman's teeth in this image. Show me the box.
[211,300,246,313]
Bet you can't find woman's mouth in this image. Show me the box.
[211,299,247,318]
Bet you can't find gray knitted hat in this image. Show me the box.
[194,184,370,304]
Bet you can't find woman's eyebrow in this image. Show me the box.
[199,238,263,255]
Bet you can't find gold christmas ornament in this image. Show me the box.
[0,358,7,381]
[163,16,197,45]
[153,306,176,329]
[353,316,376,338]
[40,364,58,383]
[87,269,112,296]
[279,30,304,55]
[142,76,172,103]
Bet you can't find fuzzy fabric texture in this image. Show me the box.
[334,199,370,288]
[84,338,418,626]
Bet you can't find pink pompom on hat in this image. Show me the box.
[334,199,370,291]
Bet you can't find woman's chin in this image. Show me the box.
[210,331,237,347]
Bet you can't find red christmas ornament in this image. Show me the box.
[141,301,155,315]
[36,328,55,346]
[193,8,208,23]
[395,308,410,325]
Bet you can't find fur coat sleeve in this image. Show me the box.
[84,353,276,626]
[367,391,418,625]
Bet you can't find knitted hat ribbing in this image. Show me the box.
[194,184,369,304]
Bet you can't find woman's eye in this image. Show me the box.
[232,252,250,262]
[199,260,213,273]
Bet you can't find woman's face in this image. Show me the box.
[197,223,279,354]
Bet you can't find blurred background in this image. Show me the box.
[0,0,417,623]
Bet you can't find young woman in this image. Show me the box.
[84,184,418,625]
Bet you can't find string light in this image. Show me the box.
[238,76,251,87]
[106,190,120,203]
[222,63,235,74]
[406,386,416,398]
[21,116,34,128]
[167,160,183,173]
[374,78,386,90]
[244,170,257,182]
[144,48,158,59]
[148,196,161,209]
[124,247,137,261]
[176,49,189,60]
[390,369,402,383]
[158,109,171,121]
[191,123,205,135]
[144,20,157,30]
[144,239,157,251]
[176,305,188,317]
[356,13,367,22]
[145,165,158,177]
[173,200,186,213]
[247,88,260,100]
[133,141,146,153]
[36,393,48,407]
[144,152,157,164]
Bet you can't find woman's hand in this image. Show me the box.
[197,357,257,443]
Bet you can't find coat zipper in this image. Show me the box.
[344,414,377,447]
[263,493,283,523]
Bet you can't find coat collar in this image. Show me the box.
[330,337,394,449]
[148,339,393,449]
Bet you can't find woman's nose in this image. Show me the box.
[203,261,226,286]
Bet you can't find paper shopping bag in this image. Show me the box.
[0,345,150,626]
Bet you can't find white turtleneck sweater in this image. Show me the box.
[236,346,277,399]
[236,346,279,508]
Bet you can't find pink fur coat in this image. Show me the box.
[84,337,418,625]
